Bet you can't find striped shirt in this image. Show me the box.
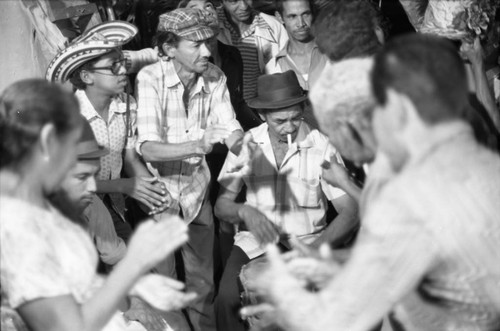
[218,122,346,258]
[135,59,241,223]
[217,9,288,101]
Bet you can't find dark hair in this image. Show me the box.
[154,31,181,56]
[0,79,82,168]
[371,34,468,124]
[312,0,382,61]
[69,57,100,90]
[275,0,316,17]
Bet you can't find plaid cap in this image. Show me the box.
[157,8,215,42]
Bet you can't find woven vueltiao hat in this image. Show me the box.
[78,116,108,159]
[247,70,308,110]
[46,21,138,82]
[76,20,138,43]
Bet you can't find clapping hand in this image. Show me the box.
[130,274,197,312]
[125,216,188,272]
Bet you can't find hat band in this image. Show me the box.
[257,86,305,104]
[77,140,101,156]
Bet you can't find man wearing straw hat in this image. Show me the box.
[46,21,168,244]
[135,8,244,331]
[213,70,358,331]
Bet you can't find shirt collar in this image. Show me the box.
[252,121,314,149]
[275,41,320,60]
[162,60,210,94]
[76,90,127,122]
[252,14,276,43]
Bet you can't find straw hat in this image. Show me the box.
[46,21,138,82]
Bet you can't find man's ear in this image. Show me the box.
[163,43,176,59]
[258,111,266,122]
[80,70,93,86]
[275,11,283,24]
[385,88,409,130]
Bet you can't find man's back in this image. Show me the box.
[372,123,500,330]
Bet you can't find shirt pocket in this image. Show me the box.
[288,177,321,208]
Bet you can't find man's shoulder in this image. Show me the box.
[202,63,226,82]
[257,11,283,29]
[302,123,330,146]
[248,122,268,139]
[137,60,165,79]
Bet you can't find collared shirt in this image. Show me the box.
[217,8,288,101]
[218,122,346,258]
[76,90,137,181]
[265,41,328,91]
[310,122,500,330]
[135,59,241,223]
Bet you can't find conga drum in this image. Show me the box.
[239,256,281,331]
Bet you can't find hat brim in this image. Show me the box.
[179,26,215,42]
[46,40,124,82]
[247,95,309,110]
[78,146,109,160]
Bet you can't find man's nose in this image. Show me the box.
[200,42,211,58]
[283,121,297,133]
[239,0,250,10]
[298,16,306,27]
[87,176,97,194]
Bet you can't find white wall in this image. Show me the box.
[0,1,46,92]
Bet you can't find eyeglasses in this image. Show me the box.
[88,58,127,75]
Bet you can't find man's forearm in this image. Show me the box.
[123,148,153,178]
[214,196,245,225]
[313,196,359,248]
[96,179,126,195]
[140,140,204,162]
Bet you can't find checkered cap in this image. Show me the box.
[157,8,215,42]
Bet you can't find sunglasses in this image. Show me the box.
[88,58,127,75]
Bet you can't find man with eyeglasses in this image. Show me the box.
[213,70,358,331]
[46,21,168,244]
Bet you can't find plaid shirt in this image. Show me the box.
[136,59,241,223]
[218,122,346,258]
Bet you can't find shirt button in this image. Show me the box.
[185,130,189,133]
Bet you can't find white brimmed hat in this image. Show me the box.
[46,21,138,82]
[76,20,138,43]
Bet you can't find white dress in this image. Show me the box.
[0,196,135,331]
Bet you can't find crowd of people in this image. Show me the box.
[1,0,500,331]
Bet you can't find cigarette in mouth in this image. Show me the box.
[287,134,292,148]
